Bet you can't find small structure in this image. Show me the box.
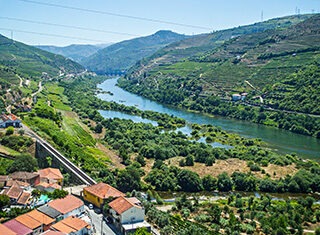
[0,224,17,235]
[1,181,24,203]
[48,195,84,219]
[10,172,40,186]
[3,219,33,235]
[41,230,65,235]
[83,182,125,208]
[108,196,151,235]
[1,180,31,205]
[232,94,242,101]
[37,205,62,222]
[37,168,64,186]
[50,216,91,235]
[0,113,21,128]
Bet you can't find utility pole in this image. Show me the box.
[261,11,264,22]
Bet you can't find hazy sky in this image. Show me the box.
[0,0,319,46]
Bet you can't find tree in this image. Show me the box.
[18,129,25,136]
[8,154,38,173]
[217,172,233,192]
[5,126,14,135]
[94,123,103,133]
[185,155,194,166]
[116,166,141,192]
[177,170,203,192]
[134,228,151,235]
[50,189,68,199]
[0,194,10,210]
[202,175,217,191]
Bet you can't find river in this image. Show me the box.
[97,78,320,160]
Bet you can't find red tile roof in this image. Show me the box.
[0,224,17,235]
[1,114,18,122]
[3,181,23,199]
[37,168,63,181]
[84,182,125,199]
[26,210,55,226]
[7,180,30,188]
[55,216,90,231]
[4,219,33,235]
[10,172,39,181]
[109,196,142,215]
[48,195,83,214]
[17,191,31,205]
[15,213,42,230]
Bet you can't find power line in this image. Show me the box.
[0,16,140,37]
[17,0,212,30]
[0,27,109,43]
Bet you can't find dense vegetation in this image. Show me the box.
[120,14,320,137]
[146,193,320,234]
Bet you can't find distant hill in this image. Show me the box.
[36,43,112,63]
[81,30,189,74]
[0,34,84,94]
[127,14,313,78]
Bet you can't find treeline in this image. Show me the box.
[145,160,320,193]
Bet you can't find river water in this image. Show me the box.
[97,78,320,160]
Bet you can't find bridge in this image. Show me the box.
[24,125,96,186]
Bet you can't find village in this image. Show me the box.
[0,166,152,235]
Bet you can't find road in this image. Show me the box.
[31,81,43,97]
[86,206,119,235]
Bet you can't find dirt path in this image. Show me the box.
[32,81,42,97]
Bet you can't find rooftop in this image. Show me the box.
[48,195,83,214]
[109,196,142,215]
[41,230,65,235]
[0,224,17,235]
[4,219,33,235]
[37,205,61,219]
[6,180,30,188]
[84,182,125,199]
[2,182,23,199]
[50,216,90,234]
[10,172,39,180]
[1,113,19,122]
[15,213,42,229]
[37,168,63,180]
[17,191,31,205]
[27,210,55,225]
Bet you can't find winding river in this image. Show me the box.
[97,78,320,161]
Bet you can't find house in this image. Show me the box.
[1,181,31,205]
[37,205,62,222]
[0,113,21,128]
[50,216,91,235]
[108,197,150,235]
[48,195,84,219]
[0,175,9,187]
[37,168,63,186]
[3,219,33,235]
[35,182,61,193]
[2,181,23,203]
[0,223,17,235]
[27,210,55,232]
[83,182,125,208]
[15,213,43,235]
[17,191,31,205]
[10,172,40,186]
[6,179,31,190]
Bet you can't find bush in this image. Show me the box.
[5,126,14,135]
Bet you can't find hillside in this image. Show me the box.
[81,30,189,74]
[127,14,313,78]
[0,34,85,113]
[36,43,111,63]
[119,14,320,137]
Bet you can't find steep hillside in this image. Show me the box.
[119,14,320,137]
[0,34,84,112]
[36,43,111,63]
[81,30,189,74]
[127,14,313,78]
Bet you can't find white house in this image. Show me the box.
[0,114,21,128]
[48,195,84,219]
[108,197,151,234]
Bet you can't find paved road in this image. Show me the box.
[86,206,119,235]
